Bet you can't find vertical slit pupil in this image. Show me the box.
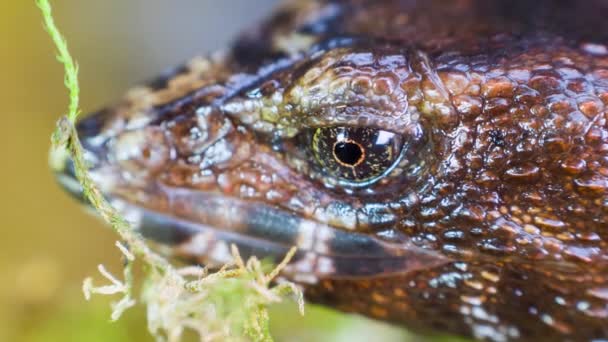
[334,141,363,166]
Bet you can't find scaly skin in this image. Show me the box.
[57,1,608,340]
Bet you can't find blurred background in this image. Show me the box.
[0,1,426,341]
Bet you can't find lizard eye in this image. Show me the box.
[311,126,404,185]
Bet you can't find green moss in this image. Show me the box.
[36,0,79,124]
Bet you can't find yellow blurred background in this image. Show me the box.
[0,1,423,341]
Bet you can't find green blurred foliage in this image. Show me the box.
[21,298,150,342]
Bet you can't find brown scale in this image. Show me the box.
[58,0,608,340]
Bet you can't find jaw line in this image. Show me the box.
[109,187,450,283]
[56,159,450,282]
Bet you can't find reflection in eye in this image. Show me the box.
[311,126,404,183]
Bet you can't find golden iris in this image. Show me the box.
[312,127,403,183]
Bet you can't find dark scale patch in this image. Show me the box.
[297,2,345,36]
[228,2,301,69]
[489,129,505,147]
[75,108,111,160]
[489,0,608,41]
[328,228,387,256]
[242,205,303,245]
[328,255,442,278]
[76,108,109,140]
[146,64,190,91]
[139,208,200,245]
[231,36,287,72]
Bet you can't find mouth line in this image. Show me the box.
[55,151,449,281]
[110,187,450,281]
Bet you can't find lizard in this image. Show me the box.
[54,0,608,340]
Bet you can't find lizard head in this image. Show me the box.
[53,1,608,326]
[54,37,456,281]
